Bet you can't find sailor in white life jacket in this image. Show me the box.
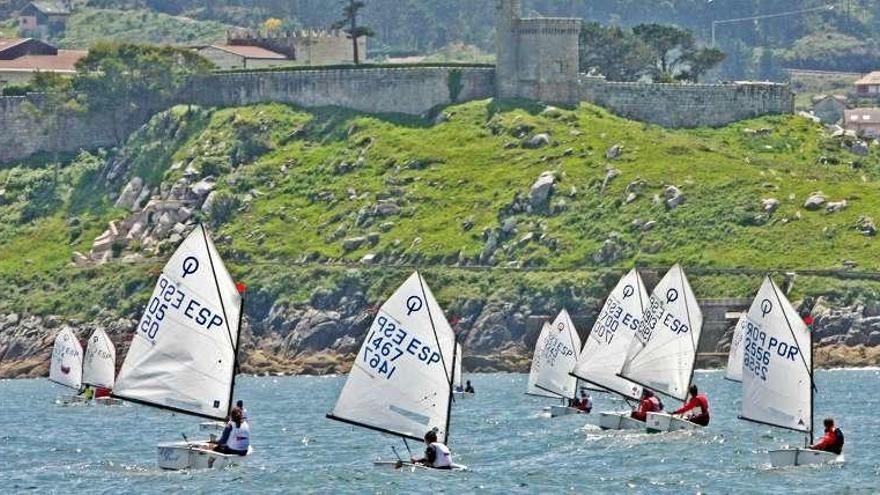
[411,429,453,469]
[213,406,251,456]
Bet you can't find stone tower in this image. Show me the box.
[494,0,581,103]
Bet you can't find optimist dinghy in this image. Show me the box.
[327,272,466,471]
[527,310,586,418]
[571,269,647,430]
[50,327,86,405]
[113,224,249,470]
[618,265,705,433]
[83,328,123,406]
[451,343,473,400]
[738,276,840,467]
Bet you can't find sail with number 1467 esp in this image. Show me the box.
[328,271,457,443]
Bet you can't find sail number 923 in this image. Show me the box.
[362,312,442,380]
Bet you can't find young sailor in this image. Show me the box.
[236,400,249,422]
[570,389,593,413]
[213,407,250,456]
[79,385,94,401]
[672,384,710,426]
[631,389,663,422]
[464,380,475,394]
[810,418,844,455]
[412,430,453,469]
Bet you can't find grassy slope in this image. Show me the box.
[56,8,229,48]
[0,100,879,320]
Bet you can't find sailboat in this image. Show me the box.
[738,276,839,467]
[529,309,584,417]
[83,328,122,405]
[50,327,85,405]
[327,271,466,471]
[112,224,248,470]
[451,343,472,399]
[724,315,747,383]
[570,269,648,430]
[618,264,704,433]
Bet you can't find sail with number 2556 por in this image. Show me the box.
[113,224,243,420]
[327,271,457,443]
[619,264,703,401]
[82,328,116,389]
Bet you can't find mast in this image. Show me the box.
[445,335,458,444]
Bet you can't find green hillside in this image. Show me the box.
[1,100,879,320]
[56,8,230,48]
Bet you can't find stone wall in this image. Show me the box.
[0,95,120,163]
[182,66,497,116]
[580,76,795,128]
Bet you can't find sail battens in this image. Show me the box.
[329,272,455,443]
[740,276,812,435]
[619,265,703,402]
[113,225,242,420]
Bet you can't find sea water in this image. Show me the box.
[2,369,878,494]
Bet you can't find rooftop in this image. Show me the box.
[845,107,880,123]
[0,38,28,53]
[0,49,86,73]
[27,1,72,15]
[203,44,288,60]
[855,71,880,86]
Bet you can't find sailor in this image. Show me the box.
[213,407,250,456]
[672,384,710,426]
[570,389,592,413]
[810,418,844,455]
[464,380,475,394]
[94,387,111,399]
[79,385,94,401]
[236,400,249,422]
[411,429,453,469]
[631,389,662,422]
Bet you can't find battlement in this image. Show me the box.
[227,29,351,44]
[515,18,582,35]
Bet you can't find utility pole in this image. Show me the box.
[711,4,835,48]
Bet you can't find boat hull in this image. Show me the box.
[598,412,645,430]
[199,421,227,433]
[550,405,586,418]
[374,460,468,471]
[93,397,124,406]
[645,412,703,433]
[768,448,839,467]
[452,391,474,400]
[157,441,250,470]
[56,395,89,406]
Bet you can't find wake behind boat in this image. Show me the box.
[112,224,249,470]
[327,271,465,471]
[738,276,841,467]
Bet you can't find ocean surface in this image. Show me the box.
[2,369,878,494]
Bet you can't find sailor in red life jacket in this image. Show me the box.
[570,388,593,413]
[94,387,111,399]
[672,384,710,426]
[631,389,663,422]
[811,417,845,455]
[411,429,453,469]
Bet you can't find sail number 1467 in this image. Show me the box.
[361,312,443,380]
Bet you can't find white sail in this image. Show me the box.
[114,225,243,420]
[534,309,582,399]
[572,269,646,401]
[453,343,463,390]
[328,272,456,442]
[527,323,561,398]
[49,327,83,390]
[620,264,703,401]
[740,276,812,433]
[82,328,116,389]
[725,315,747,382]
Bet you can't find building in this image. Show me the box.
[226,29,366,66]
[855,71,880,97]
[195,44,291,71]
[18,1,72,35]
[844,108,880,137]
[0,38,85,87]
[811,95,847,125]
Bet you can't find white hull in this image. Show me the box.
[598,412,645,430]
[199,421,227,432]
[374,460,468,472]
[645,412,703,433]
[157,441,251,470]
[550,405,586,418]
[768,448,840,467]
[56,395,89,406]
[452,391,474,400]
[93,397,124,406]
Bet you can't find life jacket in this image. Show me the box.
[429,442,452,468]
[650,396,663,412]
[226,420,251,452]
[830,428,844,455]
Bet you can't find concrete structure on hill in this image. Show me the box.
[195,44,291,71]
[0,38,85,87]
[225,29,366,66]
[18,1,71,36]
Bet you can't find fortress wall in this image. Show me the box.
[579,76,795,128]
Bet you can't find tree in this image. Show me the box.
[263,18,283,31]
[579,22,653,81]
[333,0,374,65]
[679,48,726,83]
[632,23,725,83]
